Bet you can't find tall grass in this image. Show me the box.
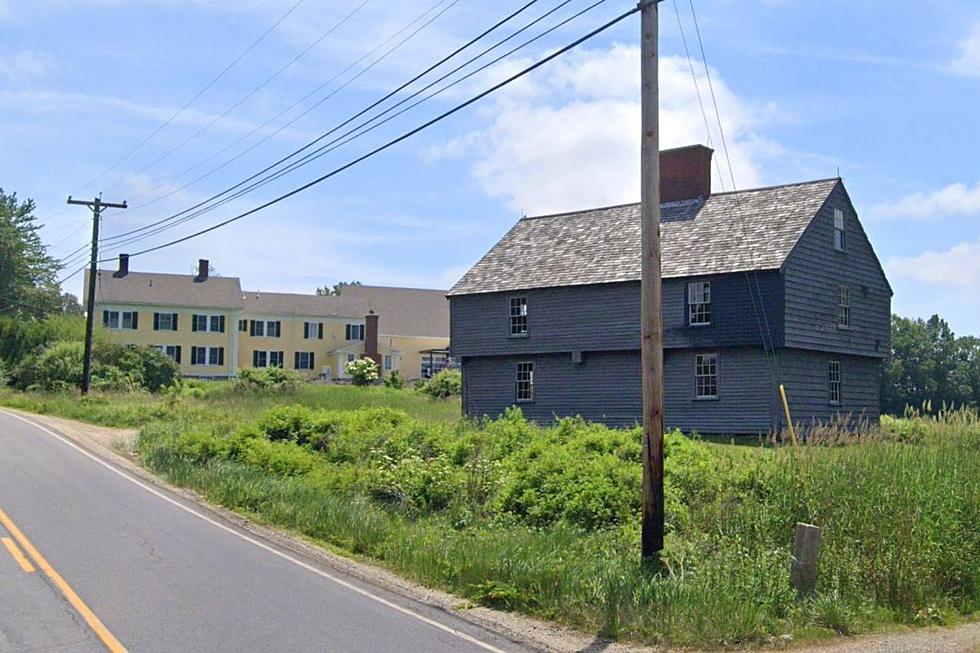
[3,385,977,646]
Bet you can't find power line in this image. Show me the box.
[99,0,377,197]
[122,0,460,214]
[33,0,308,224]
[104,0,602,253]
[97,0,544,250]
[115,4,641,260]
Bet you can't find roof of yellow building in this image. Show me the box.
[340,285,448,338]
[89,270,244,309]
[240,291,369,318]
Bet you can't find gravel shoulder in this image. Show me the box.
[6,408,978,653]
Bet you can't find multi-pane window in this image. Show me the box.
[253,350,284,368]
[192,314,225,333]
[688,281,711,326]
[509,297,528,336]
[516,362,534,402]
[838,285,850,328]
[154,345,181,363]
[834,208,846,252]
[346,324,365,341]
[829,361,841,404]
[154,312,178,331]
[304,321,323,340]
[295,351,315,370]
[383,355,392,371]
[103,310,138,330]
[238,319,248,332]
[249,320,280,337]
[347,353,356,363]
[190,346,223,366]
[421,353,449,379]
[695,353,718,399]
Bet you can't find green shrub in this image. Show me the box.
[344,357,379,386]
[16,340,84,390]
[419,369,461,398]
[0,357,8,387]
[384,369,406,389]
[234,367,303,393]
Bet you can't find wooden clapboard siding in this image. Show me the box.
[782,182,891,358]
[451,272,782,359]
[777,350,882,428]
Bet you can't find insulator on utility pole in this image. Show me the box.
[67,195,127,395]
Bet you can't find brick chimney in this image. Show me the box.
[660,145,713,203]
[194,258,209,283]
[363,311,381,369]
[113,253,130,278]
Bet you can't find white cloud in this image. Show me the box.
[0,50,47,82]
[872,181,980,219]
[949,22,980,76]
[887,240,980,286]
[428,44,787,215]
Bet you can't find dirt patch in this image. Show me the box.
[5,408,979,653]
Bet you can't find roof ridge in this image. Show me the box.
[519,177,841,221]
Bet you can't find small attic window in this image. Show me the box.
[833,208,846,252]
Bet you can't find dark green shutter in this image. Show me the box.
[310,353,315,370]
[192,315,199,332]
[318,323,324,339]
[102,310,109,326]
[278,351,284,368]
[294,352,300,369]
[175,346,182,364]
[303,322,309,339]
[172,314,179,331]
[218,348,224,366]
[131,312,138,330]
[219,316,225,333]
[153,313,160,331]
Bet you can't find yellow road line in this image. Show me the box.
[0,507,127,653]
[1,536,36,572]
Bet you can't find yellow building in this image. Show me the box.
[89,258,450,381]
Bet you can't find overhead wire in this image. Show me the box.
[103,0,603,253]
[108,3,642,260]
[96,0,544,249]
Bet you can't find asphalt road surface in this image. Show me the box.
[0,410,529,653]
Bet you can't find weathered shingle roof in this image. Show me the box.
[241,291,369,318]
[448,178,840,296]
[340,285,449,338]
[90,270,244,309]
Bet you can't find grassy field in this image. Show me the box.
[1,383,978,648]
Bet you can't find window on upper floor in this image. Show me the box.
[153,312,178,331]
[249,320,280,337]
[238,319,248,332]
[695,353,718,399]
[509,297,527,337]
[346,323,364,341]
[838,285,850,329]
[515,361,534,402]
[688,281,711,326]
[304,321,323,340]
[834,208,846,252]
[103,310,138,330]
[192,314,225,333]
[829,360,841,404]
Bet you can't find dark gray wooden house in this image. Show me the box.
[448,145,892,434]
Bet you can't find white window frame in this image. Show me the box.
[104,310,120,329]
[346,353,356,363]
[383,354,392,371]
[296,351,314,370]
[687,281,711,326]
[155,312,177,331]
[208,347,223,366]
[346,323,365,341]
[829,360,841,405]
[154,344,180,362]
[838,285,850,329]
[269,351,284,368]
[265,320,280,337]
[193,314,224,333]
[191,346,223,366]
[695,353,718,399]
[254,350,268,368]
[121,311,138,330]
[509,297,528,337]
[305,321,323,340]
[515,361,534,402]
[834,208,846,252]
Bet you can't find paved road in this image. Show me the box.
[0,410,528,653]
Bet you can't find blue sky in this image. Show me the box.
[2,0,978,334]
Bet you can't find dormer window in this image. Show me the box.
[509,297,527,337]
[688,281,711,326]
[833,208,846,252]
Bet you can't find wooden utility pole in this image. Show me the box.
[67,195,127,395]
[639,0,665,560]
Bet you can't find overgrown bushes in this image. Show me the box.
[233,367,303,393]
[11,340,179,392]
[419,369,461,398]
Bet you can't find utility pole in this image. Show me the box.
[67,195,127,395]
[639,0,665,560]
